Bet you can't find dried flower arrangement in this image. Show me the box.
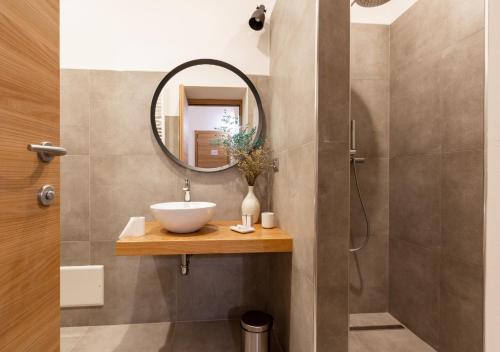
[215,112,272,186]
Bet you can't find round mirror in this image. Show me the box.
[151,59,265,172]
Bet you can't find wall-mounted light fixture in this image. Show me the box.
[249,5,266,31]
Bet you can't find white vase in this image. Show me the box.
[242,186,260,224]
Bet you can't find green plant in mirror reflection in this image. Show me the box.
[214,125,271,186]
[215,108,240,136]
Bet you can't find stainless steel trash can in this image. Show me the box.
[241,311,273,352]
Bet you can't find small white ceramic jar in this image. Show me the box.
[261,212,275,229]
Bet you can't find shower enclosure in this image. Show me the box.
[349,0,486,351]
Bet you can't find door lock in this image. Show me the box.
[38,185,56,206]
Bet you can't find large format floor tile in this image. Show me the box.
[349,313,436,352]
[61,327,89,352]
[64,322,174,352]
[62,320,283,352]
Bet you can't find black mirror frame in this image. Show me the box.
[150,58,266,173]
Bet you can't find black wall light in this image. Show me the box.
[249,5,266,31]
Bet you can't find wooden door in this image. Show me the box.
[179,84,187,162]
[195,131,230,168]
[0,1,60,351]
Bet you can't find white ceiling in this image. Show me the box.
[351,0,419,25]
[61,0,277,74]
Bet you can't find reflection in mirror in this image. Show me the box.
[153,64,261,170]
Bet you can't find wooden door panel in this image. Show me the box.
[179,84,186,162]
[0,1,60,351]
[195,131,229,168]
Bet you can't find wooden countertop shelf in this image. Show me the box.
[115,221,293,256]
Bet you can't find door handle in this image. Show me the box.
[27,141,67,162]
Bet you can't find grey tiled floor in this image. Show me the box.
[62,320,283,352]
[349,313,436,352]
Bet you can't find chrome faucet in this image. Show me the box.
[181,178,191,276]
[183,178,191,202]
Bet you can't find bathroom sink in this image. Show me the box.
[150,202,216,233]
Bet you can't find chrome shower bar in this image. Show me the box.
[350,120,357,155]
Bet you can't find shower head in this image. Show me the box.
[249,5,266,31]
[351,0,391,7]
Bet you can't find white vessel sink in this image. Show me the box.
[150,202,216,233]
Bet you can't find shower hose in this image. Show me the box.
[349,158,371,252]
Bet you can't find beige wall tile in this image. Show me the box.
[440,31,485,153]
[89,70,164,104]
[286,53,316,150]
[286,142,316,279]
[61,155,90,241]
[62,123,90,156]
[349,285,388,314]
[351,157,389,237]
[391,31,485,158]
[389,0,485,348]
[351,24,390,80]
[270,0,316,67]
[89,70,166,157]
[61,241,90,266]
[390,53,442,157]
[89,94,156,157]
[270,31,316,150]
[351,79,390,157]
[289,268,315,352]
[271,151,290,229]
[349,23,391,317]
[389,239,440,348]
[61,70,90,155]
[316,142,350,268]
[317,1,350,146]
[391,0,484,71]
[349,235,388,313]
[88,241,177,325]
[249,75,271,134]
[486,3,500,345]
[389,154,441,248]
[268,253,292,350]
[440,256,484,352]
[316,141,350,343]
[172,320,239,352]
[90,154,180,241]
[61,308,91,327]
[268,70,289,154]
[176,254,270,321]
[442,151,484,266]
[315,0,351,350]
[268,0,320,351]
[316,282,349,351]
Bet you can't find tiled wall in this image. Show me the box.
[349,24,390,313]
[389,0,485,350]
[267,0,351,351]
[485,2,500,349]
[316,0,351,351]
[267,0,318,350]
[60,69,272,326]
